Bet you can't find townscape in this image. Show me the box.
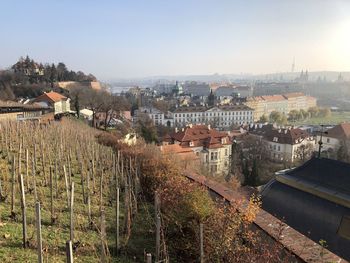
[1,1,350,263]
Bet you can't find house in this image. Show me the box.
[32,91,71,115]
[249,124,316,162]
[79,108,93,120]
[163,124,232,175]
[261,157,350,261]
[0,100,49,121]
[318,123,350,152]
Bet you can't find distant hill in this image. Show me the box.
[0,56,99,100]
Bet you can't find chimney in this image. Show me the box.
[284,129,287,134]
[208,124,211,130]
[175,127,178,133]
[189,123,193,128]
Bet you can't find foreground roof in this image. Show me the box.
[261,157,350,261]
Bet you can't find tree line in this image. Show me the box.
[259,106,332,125]
[11,55,96,85]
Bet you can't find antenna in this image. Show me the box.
[291,57,295,73]
[317,125,328,158]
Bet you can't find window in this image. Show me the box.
[273,145,276,150]
[210,152,218,161]
[278,146,280,151]
[225,149,228,156]
[327,138,330,143]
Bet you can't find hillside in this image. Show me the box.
[0,56,99,100]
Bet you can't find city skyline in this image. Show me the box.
[1,0,350,80]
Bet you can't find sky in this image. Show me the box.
[1,0,350,80]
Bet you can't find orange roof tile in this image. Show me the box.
[34,91,67,103]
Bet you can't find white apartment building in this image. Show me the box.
[170,105,254,128]
[133,107,165,126]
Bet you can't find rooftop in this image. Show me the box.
[325,123,350,140]
[33,91,67,103]
[164,124,231,149]
[261,157,350,261]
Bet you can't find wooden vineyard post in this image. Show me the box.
[19,173,27,248]
[115,187,120,255]
[200,223,204,263]
[100,170,104,213]
[66,240,74,263]
[49,167,54,224]
[100,210,107,263]
[146,253,152,263]
[55,159,58,198]
[80,162,86,204]
[36,202,43,263]
[156,214,161,263]
[32,154,38,202]
[11,155,16,217]
[63,165,70,208]
[25,148,29,190]
[87,168,92,225]
[70,182,75,242]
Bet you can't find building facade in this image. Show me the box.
[245,92,317,121]
[170,105,254,129]
[163,124,232,175]
[249,124,316,162]
[133,107,165,126]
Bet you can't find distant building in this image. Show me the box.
[318,123,350,152]
[163,124,232,175]
[170,105,254,129]
[133,106,165,126]
[32,91,71,115]
[249,124,316,162]
[215,85,253,98]
[183,82,211,96]
[245,92,317,121]
[261,157,350,261]
[79,108,93,120]
[172,81,183,96]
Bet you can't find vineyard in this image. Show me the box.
[0,118,156,262]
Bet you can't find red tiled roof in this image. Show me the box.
[159,144,199,161]
[33,91,67,103]
[165,125,231,149]
[265,128,311,145]
[261,95,286,102]
[283,92,305,99]
[326,123,350,140]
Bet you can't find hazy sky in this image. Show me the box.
[1,0,350,80]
